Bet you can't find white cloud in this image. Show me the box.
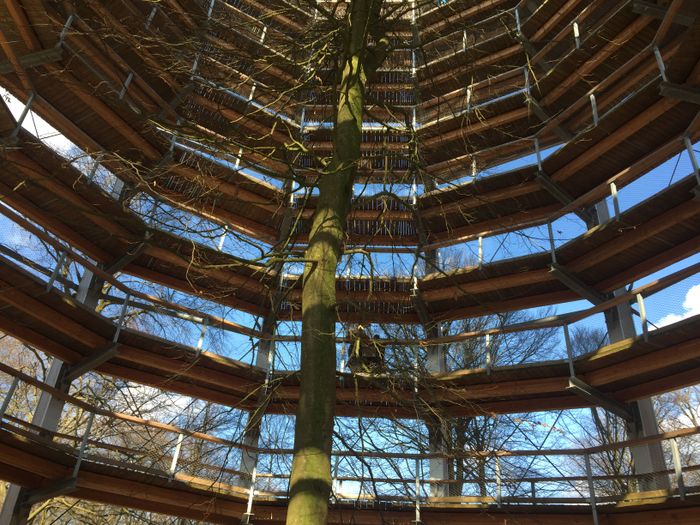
[657,284,700,327]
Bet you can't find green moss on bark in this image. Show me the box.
[286,1,385,523]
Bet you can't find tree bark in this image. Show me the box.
[286,1,385,523]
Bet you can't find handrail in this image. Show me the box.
[1,361,699,461]
[0,223,696,350]
[0,362,698,504]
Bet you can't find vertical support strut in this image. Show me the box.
[10,92,35,140]
[241,466,257,524]
[584,453,599,525]
[495,455,502,508]
[573,21,581,49]
[636,293,649,342]
[589,94,599,126]
[239,179,296,491]
[46,251,67,291]
[670,438,686,500]
[593,201,669,491]
[563,324,576,377]
[484,333,492,375]
[610,183,620,221]
[169,433,185,480]
[477,236,483,268]
[418,175,450,498]
[413,458,422,524]
[683,136,700,186]
[547,221,557,264]
[653,46,668,82]
[0,377,20,420]
[72,411,95,478]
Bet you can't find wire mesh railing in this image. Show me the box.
[0,362,698,517]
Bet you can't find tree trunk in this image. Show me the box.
[286,1,384,523]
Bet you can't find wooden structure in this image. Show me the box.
[0,0,699,522]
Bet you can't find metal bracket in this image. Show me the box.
[0,48,63,75]
[63,343,120,383]
[103,240,150,275]
[549,263,606,304]
[537,172,594,224]
[527,98,573,142]
[660,82,700,105]
[567,376,633,421]
[632,1,695,26]
[22,478,77,507]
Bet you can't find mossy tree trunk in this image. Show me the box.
[286,1,386,523]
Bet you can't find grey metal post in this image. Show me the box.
[419,174,450,498]
[72,411,95,478]
[563,324,576,377]
[684,136,700,185]
[594,201,668,491]
[237,326,274,480]
[0,377,19,420]
[238,180,295,483]
[495,456,502,508]
[670,437,686,500]
[584,453,599,525]
[414,458,422,524]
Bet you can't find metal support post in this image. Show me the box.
[56,15,74,49]
[653,46,668,82]
[563,324,576,377]
[145,6,158,29]
[239,181,295,482]
[477,236,483,268]
[119,72,134,100]
[547,221,557,264]
[86,154,102,182]
[584,454,599,525]
[46,251,67,291]
[9,92,35,140]
[636,293,649,341]
[241,467,257,524]
[524,67,530,97]
[573,22,581,49]
[590,94,599,126]
[0,377,19,420]
[610,182,620,221]
[670,438,686,499]
[422,240,450,498]
[413,458,422,525]
[218,226,228,251]
[113,294,131,343]
[495,456,502,508]
[332,454,342,496]
[683,136,700,186]
[484,333,492,375]
[72,411,95,478]
[169,433,185,480]
[593,201,669,490]
[535,137,542,170]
